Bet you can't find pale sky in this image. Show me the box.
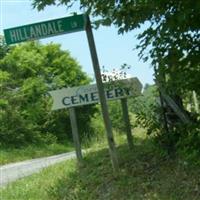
[0,0,154,86]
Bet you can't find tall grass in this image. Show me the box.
[0,143,74,165]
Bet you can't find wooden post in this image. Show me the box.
[69,107,83,164]
[121,98,134,150]
[85,16,119,172]
[160,89,191,123]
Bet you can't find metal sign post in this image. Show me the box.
[85,16,119,172]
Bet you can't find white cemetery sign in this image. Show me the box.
[49,77,142,110]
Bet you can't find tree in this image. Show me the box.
[0,41,94,147]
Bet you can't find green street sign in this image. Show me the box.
[4,14,86,45]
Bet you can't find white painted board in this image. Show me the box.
[49,77,142,110]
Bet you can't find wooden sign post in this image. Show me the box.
[69,107,83,164]
[121,98,134,150]
[85,16,119,172]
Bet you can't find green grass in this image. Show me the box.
[0,142,74,165]
[1,130,200,200]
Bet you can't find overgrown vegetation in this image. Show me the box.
[1,132,200,200]
[1,2,199,199]
[130,84,200,162]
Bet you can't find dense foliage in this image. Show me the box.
[0,41,96,147]
[130,84,160,135]
[131,84,200,158]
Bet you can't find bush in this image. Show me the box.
[0,41,95,147]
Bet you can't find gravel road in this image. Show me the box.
[0,152,76,187]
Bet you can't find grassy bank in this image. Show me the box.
[0,142,74,165]
[1,131,200,200]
